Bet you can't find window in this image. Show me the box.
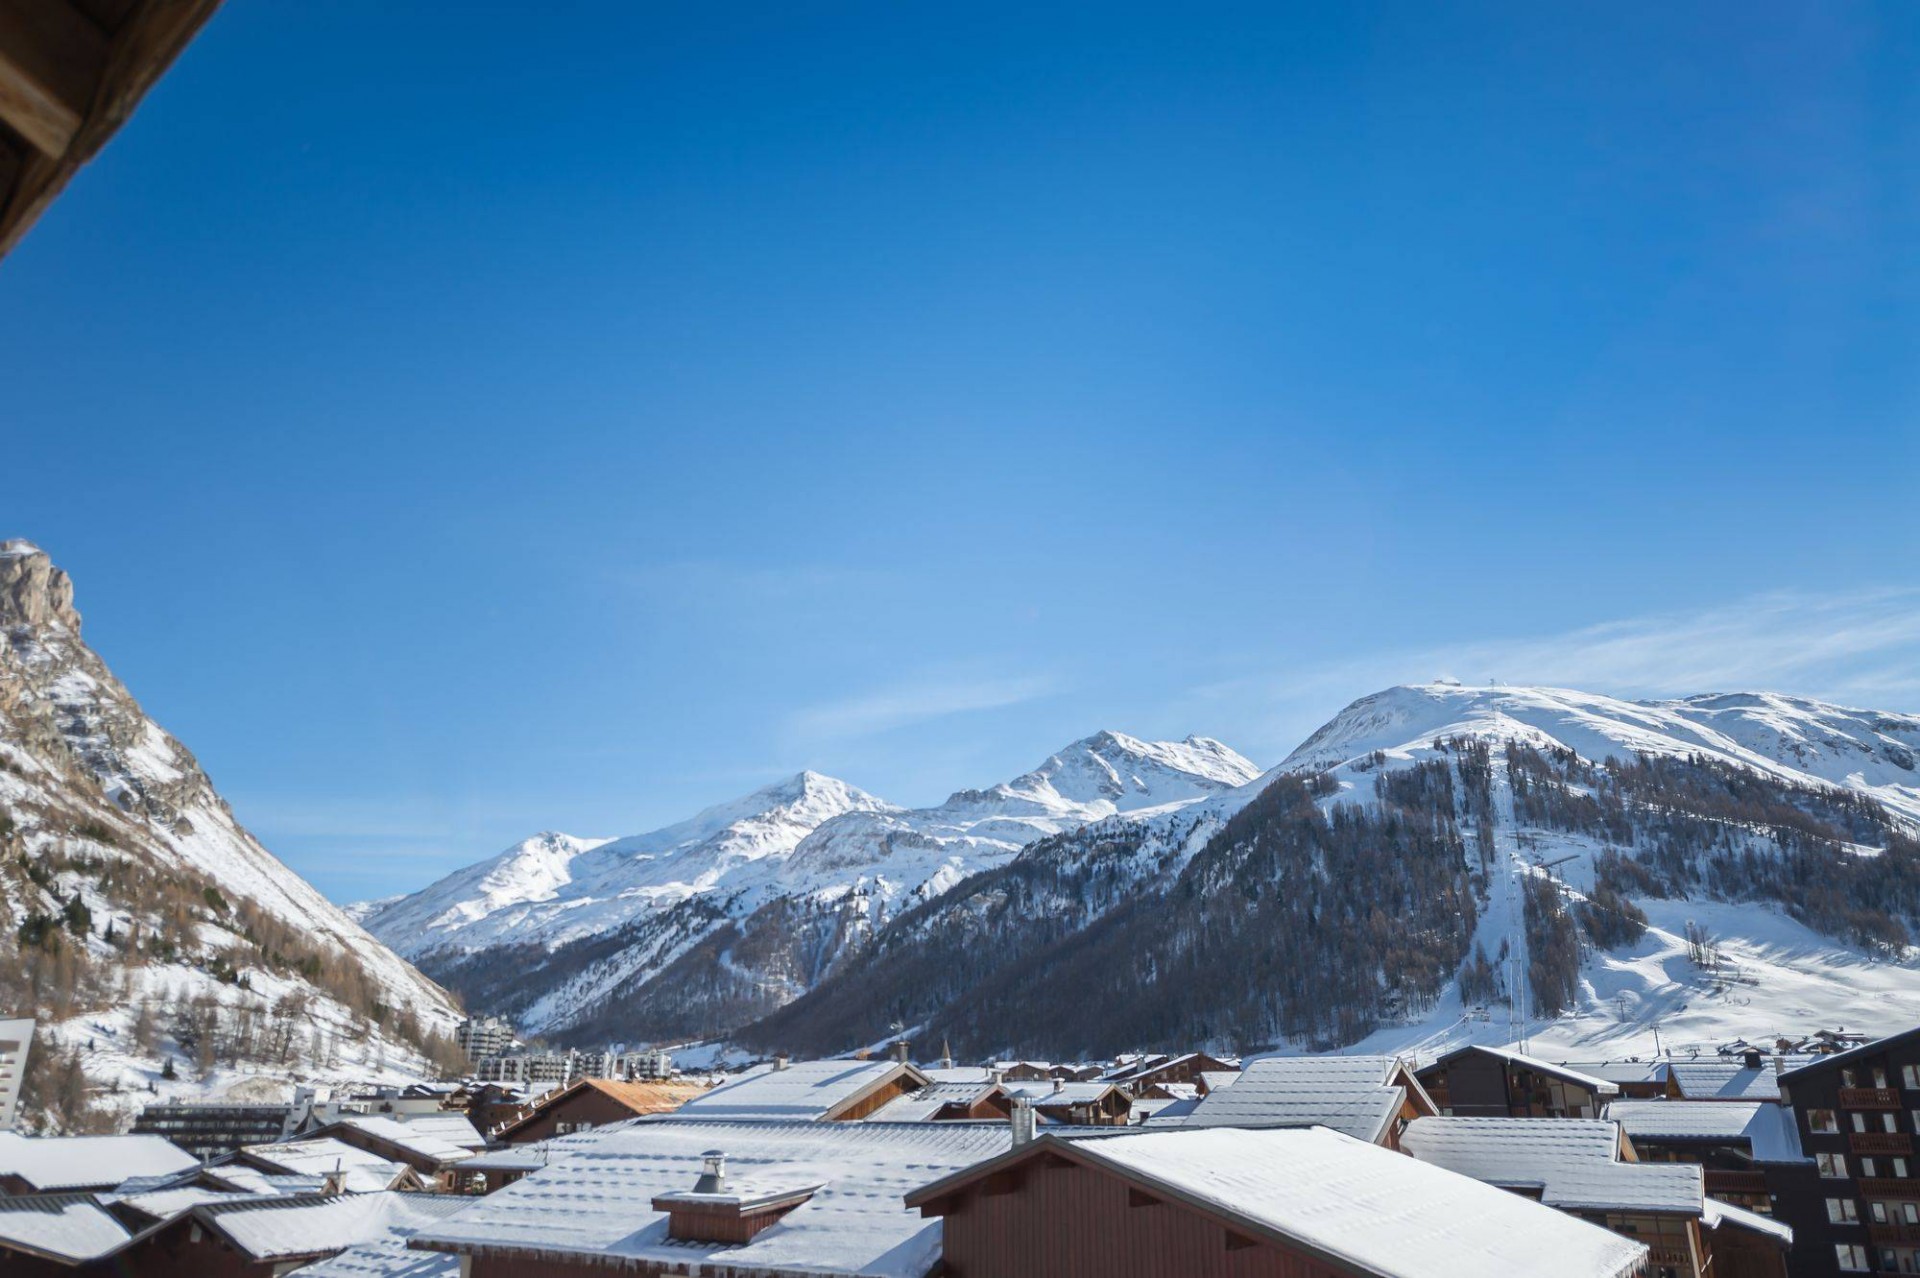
[1845,1069,1861,1088]
[1855,1113,1871,1132]
[1836,1243,1870,1271]
[1886,1113,1902,1133]
[1875,1068,1890,1089]
[1896,1158,1911,1179]
[1905,1064,1920,1089]
[1905,1203,1920,1225]
[1861,1159,1879,1178]
[1819,1152,1849,1178]
[1812,1110,1840,1133]
[1870,1202,1888,1224]
[1830,1198,1860,1223]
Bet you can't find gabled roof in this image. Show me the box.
[865,1081,1007,1122]
[1779,1026,1920,1082]
[231,1137,415,1191]
[1400,1117,1701,1215]
[291,1237,463,1277]
[409,1119,1015,1278]
[388,1113,487,1152]
[1667,1058,1808,1100]
[1422,1046,1620,1096]
[310,1116,475,1168]
[1603,1100,1808,1163]
[0,1132,198,1190]
[1183,1055,1410,1143]
[0,1193,132,1264]
[674,1059,927,1122]
[1557,1060,1671,1086]
[493,1077,708,1140]
[1005,1080,1124,1108]
[908,1127,1648,1278]
[193,1190,471,1263]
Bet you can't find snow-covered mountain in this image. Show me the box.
[0,541,462,1131]
[746,681,1920,1062]
[362,730,1259,1036]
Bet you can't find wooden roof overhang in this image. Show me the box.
[0,0,222,261]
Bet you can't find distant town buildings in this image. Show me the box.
[0,1019,31,1132]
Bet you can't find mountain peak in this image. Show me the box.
[0,539,80,632]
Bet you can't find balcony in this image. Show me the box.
[1852,1132,1914,1156]
[1859,1178,1920,1198]
[1868,1223,1920,1246]
[1704,1170,1770,1195]
[1840,1087,1902,1109]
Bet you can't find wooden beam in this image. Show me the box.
[0,0,106,156]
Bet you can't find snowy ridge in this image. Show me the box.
[1282,683,1920,823]
[363,731,1259,1034]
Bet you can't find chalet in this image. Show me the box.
[115,1189,471,1277]
[1562,1060,1674,1100]
[993,1061,1059,1083]
[1004,1080,1131,1127]
[1774,1024,1920,1277]
[0,1192,149,1274]
[906,1126,1649,1278]
[1416,1045,1619,1118]
[494,1077,707,1145]
[1665,1053,1822,1102]
[0,0,224,262]
[407,1119,1015,1277]
[1604,1099,1811,1218]
[219,1136,424,1193]
[1102,1051,1237,1091]
[1400,1116,1736,1278]
[1182,1054,1435,1147]
[866,1081,1015,1122]
[300,1116,476,1188]
[0,1132,197,1195]
[673,1058,930,1123]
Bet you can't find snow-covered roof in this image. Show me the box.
[292,1237,464,1278]
[1668,1058,1806,1100]
[408,1119,1015,1278]
[1183,1055,1406,1142]
[236,1138,413,1191]
[106,1186,259,1223]
[1604,1100,1808,1163]
[1197,1070,1241,1094]
[1702,1197,1794,1245]
[0,1193,132,1263]
[324,1116,475,1166]
[913,1127,1648,1278]
[672,1059,923,1122]
[0,1132,198,1191]
[1558,1060,1670,1086]
[1430,1046,1620,1096]
[865,1082,1001,1122]
[1780,1029,1920,1081]
[1134,1096,1203,1125]
[197,1191,471,1262]
[1005,1081,1120,1106]
[388,1113,487,1151]
[204,1167,327,1196]
[921,1066,994,1085]
[1401,1117,1701,1215]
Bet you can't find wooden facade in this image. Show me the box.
[1417,1047,1612,1119]
[1777,1027,1920,1278]
[497,1078,708,1145]
[0,0,223,260]
[918,1145,1365,1278]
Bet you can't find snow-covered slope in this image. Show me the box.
[0,541,461,1129]
[747,681,1920,1061]
[364,730,1258,1036]
[1283,683,1920,823]
[364,772,893,959]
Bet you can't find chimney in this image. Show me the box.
[1742,1050,1762,1071]
[892,1040,911,1066]
[1010,1098,1036,1147]
[1052,1077,1064,1094]
[989,1066,1006,1085]
[772,1054,789,1072]
[693,1150,727,1195]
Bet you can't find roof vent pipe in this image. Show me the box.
[692,1150,727,1195]
[1010,1099,1036,1148]
[772,1054,789,1072]
[892,1040,911,1065]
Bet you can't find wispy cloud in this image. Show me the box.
[785,672,1058,743]
[1191,586,1920,758]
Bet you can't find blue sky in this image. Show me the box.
[4,1,1916,902]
